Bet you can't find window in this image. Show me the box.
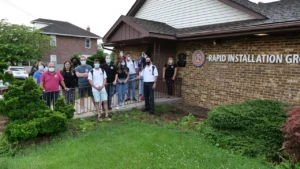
[50,55,57,65]
[85,38,91,48]
[50,35,56,47]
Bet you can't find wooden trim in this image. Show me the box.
[102,15,149,43]
[218,0,267,19]
[126,0,146,16]
[148,33,177,40]
[178,27,300,41]
[177,21,300,38]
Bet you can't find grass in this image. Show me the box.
[0,119,272,169]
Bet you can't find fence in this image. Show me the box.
[43,78,182,114]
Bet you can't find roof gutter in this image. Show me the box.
[176,21,300,38]
[41,32,102,39]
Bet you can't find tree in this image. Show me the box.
[0,19,52,64]
[86,49,108,66]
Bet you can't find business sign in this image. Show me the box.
[208,54,300,64]
[192,50,205,67]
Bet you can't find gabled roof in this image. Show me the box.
[104,0,300,44]
[102,15,176,43]
[31,18,101,39]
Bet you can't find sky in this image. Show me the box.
[0,0,278,39]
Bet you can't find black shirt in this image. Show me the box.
[118,67,129,79]
[61,70,77,88]
[164,64,177,78]
[101,64,117,83]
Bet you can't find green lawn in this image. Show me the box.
[0,121,272,169]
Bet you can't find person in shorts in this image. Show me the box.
[75,56,93,114]
[88,59,110,121]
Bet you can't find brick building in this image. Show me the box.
[103,0,300,109]
[31,18,101,69]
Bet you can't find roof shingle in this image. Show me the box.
[31,18,101,39]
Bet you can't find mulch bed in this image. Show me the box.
[154,104,210,121]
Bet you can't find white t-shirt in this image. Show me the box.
[141,64,158,82]
[126,59,137,75]
[88,68,107,92]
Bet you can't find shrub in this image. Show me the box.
[54,97,75,119]
[281,106,300,162]
[3,72,14,84]
[0,62,8,73]
[0,78,69,142]
[200,99,289,160]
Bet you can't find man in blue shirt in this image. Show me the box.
[75,56,93,114]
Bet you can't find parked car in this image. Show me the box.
[4,66,29,79]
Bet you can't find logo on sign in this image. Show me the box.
[192,50,205,67]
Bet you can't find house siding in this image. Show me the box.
[43,36,97,66]
[135,0,255,29]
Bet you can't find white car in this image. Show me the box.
[4,66,29,79]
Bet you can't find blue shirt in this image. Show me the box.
[33,71,43,84]
[75,65,92,87]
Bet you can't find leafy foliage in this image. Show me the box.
[199,99,289,160]
[0,19,52,63]
[281,106,300,162]
[3,72,14,84]
[0,78,69,142]
[86,49,108,66]
[54,97,75,119]
[0,62,8,73]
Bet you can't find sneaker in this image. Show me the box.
[125,98,130,102]
[116,105,120,110]
[97,115,103,122]
[105,115,111,121]
[140,96,144,101]
[142,108,149,112]
[132,98,137,102]
[108,107,112,110]
[80,108,85,114]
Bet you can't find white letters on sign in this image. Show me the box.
[208,54,300,64]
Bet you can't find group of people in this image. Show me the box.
[31,51,178,121]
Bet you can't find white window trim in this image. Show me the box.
[85,38,91,49]
[50,35,57,47]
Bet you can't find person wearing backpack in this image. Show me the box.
[138,52,147,101]
[125,53,138,102]
[101,55,117,110]
[139,57,158,114]
[88,59,110,121]
[163,57,178,98]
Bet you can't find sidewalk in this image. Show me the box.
[74,97,183,119]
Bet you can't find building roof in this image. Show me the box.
[104,0,300,44]
[128,17,176,36]
[31,18,101,39]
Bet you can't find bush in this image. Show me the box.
[281,106,300,162]
[3,72,14,84]
[0,78,69,142]
[54,97,75,119]
[0,62,8,73]
[200,99,289,160]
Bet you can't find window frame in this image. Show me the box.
[50,35,57,47]
[85,38,91,49]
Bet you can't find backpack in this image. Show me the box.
[138,58,144,71]
[90,68,105,80]
[143,65,156,76]
[131,59,136,69]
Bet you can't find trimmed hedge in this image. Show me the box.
[199,99,289,160]
[0,78,73,142]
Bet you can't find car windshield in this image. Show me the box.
[10,68,25,71]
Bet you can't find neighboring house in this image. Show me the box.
[103,0,300,109]
[31,18,101,69]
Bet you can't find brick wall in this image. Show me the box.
[115,45,147,61]
[177,33,300,109]
[43,36,98,64]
